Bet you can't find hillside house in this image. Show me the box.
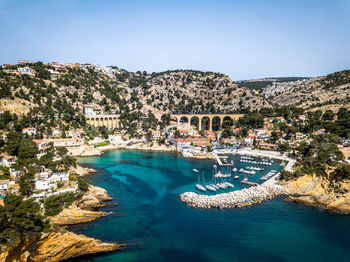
[0,180,10,195]
[22,127,37,136]
[0,155,17,167]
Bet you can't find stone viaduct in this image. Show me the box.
[85,115,120,130]
[170,114,244,132]
[85,113,244,132]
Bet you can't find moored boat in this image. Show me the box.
[196,184,206,191]
[206,185,217,192]
[224,182,234,188]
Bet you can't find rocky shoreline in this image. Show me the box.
[281,174,350,214]
[98,143,176,152]
[0,232,125,262]
[0,166,122,262]
[180,184,287,209]
[50,185,113,226]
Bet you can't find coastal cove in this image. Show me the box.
[70,150,350,262]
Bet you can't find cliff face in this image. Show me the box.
[49,207,106,226]
[281,175,350,213]
[50,185,113,226]
[77,185,114,210]
[69,164,96,177]
[0,232,124,262]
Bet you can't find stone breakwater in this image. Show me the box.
[180,185,288,209]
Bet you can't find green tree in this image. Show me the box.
[0,194,46,244]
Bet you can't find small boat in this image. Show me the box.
[211,184,220,190]
[206,185,217,192]
[234,175,239,180]
[216,183,227,189]
[243,176,248,181]
[225,182,234,188]
[193,169,199,173]
[196,184,206,192]
[232,168,237,172]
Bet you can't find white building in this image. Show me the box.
[35,180,52,191]
[18,67,34,75]
[0,180,10,195]
[44,138,82,148]
[109,134,123,144]
[34,171,69,191]
[49,172,69,183]
[84,105,96,115]
[22,127,37,136]
[0,155,17,167]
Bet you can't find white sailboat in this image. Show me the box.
[195,173,206,191]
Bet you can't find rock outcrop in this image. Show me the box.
[49,206,107,225]
[69,164,96,177]
[0,232,125,262]
[77,185,113,210]
[50,185,113,225]
[281,174,350,213]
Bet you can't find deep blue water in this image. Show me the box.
[69,150,350,262]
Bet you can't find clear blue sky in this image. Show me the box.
[0,0,349,80]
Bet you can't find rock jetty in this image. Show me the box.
[180,185,287,209]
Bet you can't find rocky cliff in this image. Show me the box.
[50,185,113,225]
[0,232,125,262]
[49,206,107,226]
[69,164,96,177]
[281,174,350,213]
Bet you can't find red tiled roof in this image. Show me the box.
[0,180,10,185]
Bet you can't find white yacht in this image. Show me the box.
[206,185,217,192]
[196,184,206,192]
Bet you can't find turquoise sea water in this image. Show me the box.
[69,150,350,262]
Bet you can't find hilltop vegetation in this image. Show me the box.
[261,70,350,108]
[237,77,309,92]
[1,63,350,132]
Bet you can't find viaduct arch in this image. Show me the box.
[85,113,244,132]
[171,114,244,132]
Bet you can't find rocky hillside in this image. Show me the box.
[1,63,350,118]
[260,70,350,108]
[135,70,270,114]
[0,64,270,119]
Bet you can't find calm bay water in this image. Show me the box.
[69,150,350,262]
